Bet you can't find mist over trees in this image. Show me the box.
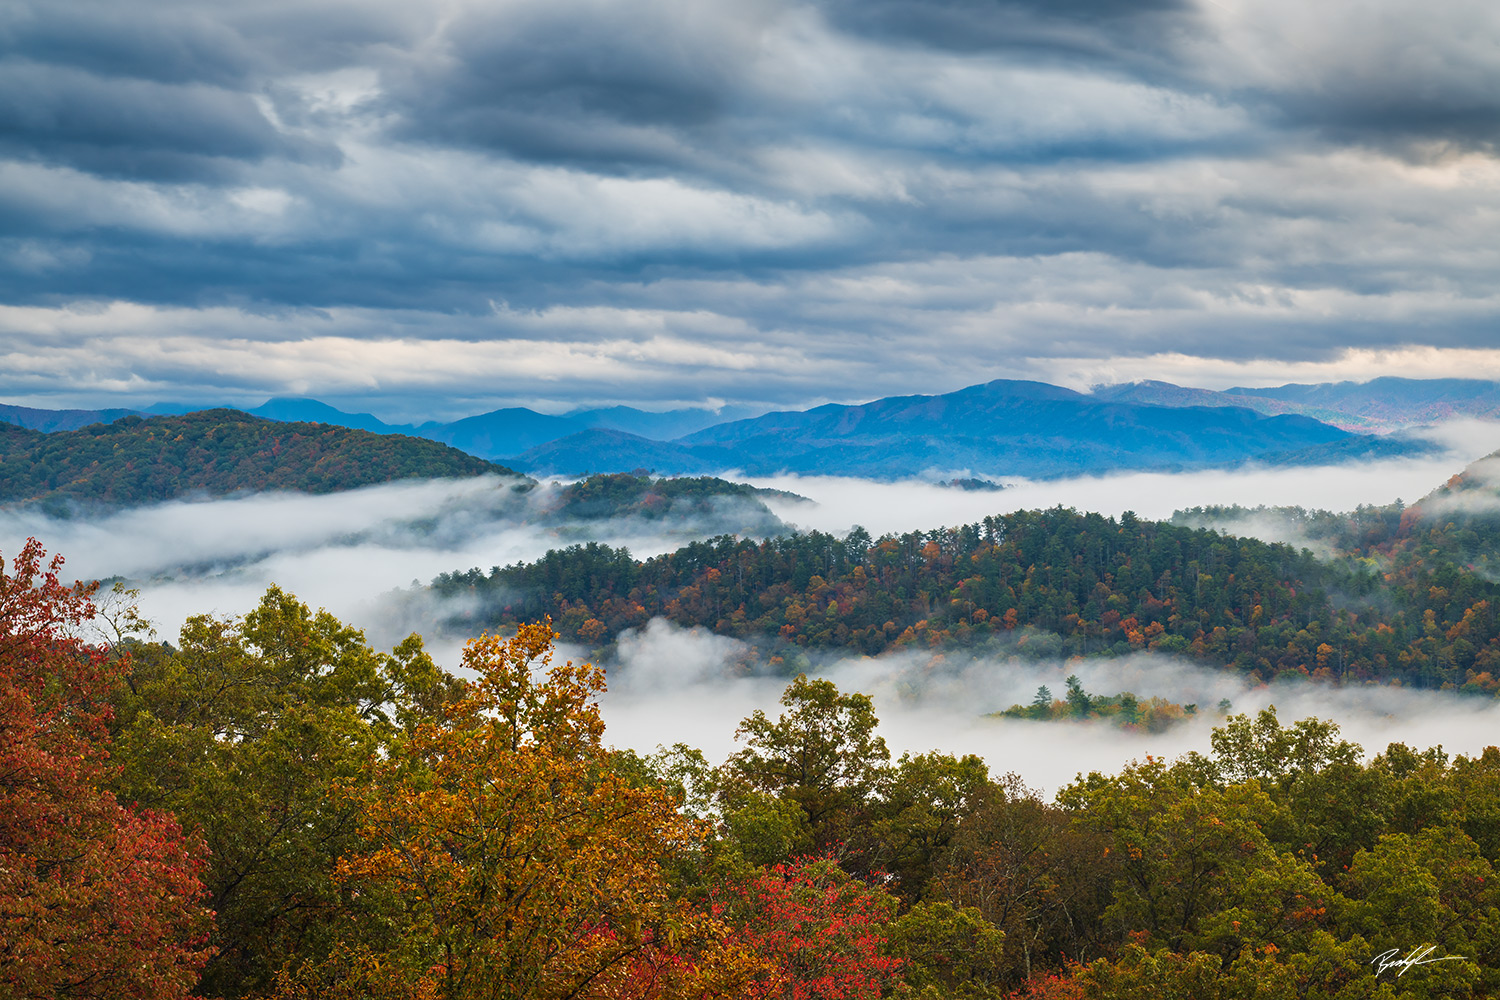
[6,538,1500,998]
[434,497,1500,695]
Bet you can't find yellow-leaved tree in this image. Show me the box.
[274,621,758,1000]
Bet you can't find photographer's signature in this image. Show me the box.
[1371,945,1468,977]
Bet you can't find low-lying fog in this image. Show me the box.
[747,419,1500,538]
[3,417,1499,792]
[594,618,1500,796]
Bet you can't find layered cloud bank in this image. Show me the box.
[3,421,1492,644]
[4,0,1500,416]
[1,421,1495,790]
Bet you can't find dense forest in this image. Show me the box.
[545,471,799,523]
[5,538,1498,999]
[433,482,1500,693]
[0,410,521,507]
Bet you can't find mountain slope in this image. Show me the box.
[565,404,761,440]
[411,407,584,458]
[1094,377,1500,431]
[502,379,1425,478]
[510,429,736,477]
[0,410,522,507]
[1228,377,1500,427]
[247,397,401,435]
[0,402,148,432]
[669,379,1394,478]
[1089,380,1375,430]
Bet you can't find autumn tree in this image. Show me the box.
[295,622,753,1000]
[1059,757,1332,959]
[937,774,1111,984]
[885,900,1006,998]
[1195,708,1362,787]
[711,856,905,999]
[110,586,462,997]
[0,539,212,999]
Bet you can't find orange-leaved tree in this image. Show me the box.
[0,539,212,999]
[281,620,759,1000]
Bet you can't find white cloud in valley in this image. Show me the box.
[3,423,1498,793]
[597,617,1500,797]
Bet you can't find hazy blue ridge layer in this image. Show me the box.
[126,377,1500,449]
[1095,376,1500,431]
[0,402,151,432]
[505,380,1432,479]
[0,374,1479,478]
[238,399,761,459]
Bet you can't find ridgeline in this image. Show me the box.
[0,410,524,508]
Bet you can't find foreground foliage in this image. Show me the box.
[306,622,751,999]
[7,535,1500,999]
[0,540,212,999]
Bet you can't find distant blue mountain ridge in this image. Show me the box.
[131,398,763,456]
[0,402,148,433]
[5,375,1494,479]
[1091,376,1500,431]
[508,379,1440,479]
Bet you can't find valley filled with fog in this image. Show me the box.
[8,417,1500,792]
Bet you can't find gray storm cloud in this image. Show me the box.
[3,0,1500,411]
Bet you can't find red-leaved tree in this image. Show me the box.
[0,539,212,999]
[712,856,906,999]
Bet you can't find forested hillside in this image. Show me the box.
[0,419,40,453]
[0,410,522,507]
[548,471,797,519]
[437,458,1500,694]
[7,546,1499,999]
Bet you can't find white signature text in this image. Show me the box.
[1371,945,1468,977]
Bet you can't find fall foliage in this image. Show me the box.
[287,621,758,1000]
[11,526,1500,998]
[436,499,1500,697]
[0,540,212,999]
[712,857,905,999]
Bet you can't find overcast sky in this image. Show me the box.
[3,0,1500,421]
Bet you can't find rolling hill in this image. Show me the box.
[0,410,524,508]
[433,453,1500,695]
